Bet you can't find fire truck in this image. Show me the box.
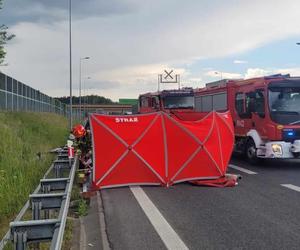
[138,88,195,113]
[194,74,300,163]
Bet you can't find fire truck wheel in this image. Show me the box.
[292,152,300,158]
[245,138,259,164]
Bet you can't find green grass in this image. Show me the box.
[0,111,68,239]
[78,198,88,217]
[62,218,74,249]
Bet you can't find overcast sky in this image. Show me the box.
[2,0,300,101]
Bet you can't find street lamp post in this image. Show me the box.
[83,76,91,115]
[215,71,223,80]
[79,57,90,119]
[69,0,73,130]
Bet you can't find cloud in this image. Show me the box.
[243,67,300,79]
[276,68,300,76]
[87,64,191,100]
[204,67,300,83]
[233,60,248,64]
[206,70,242,79]
[186,77,202,82]
[2,0,136,25]
[85,80,121,91]
[244,68,271,79]
[206,67,300,81]
[3,0,300,101]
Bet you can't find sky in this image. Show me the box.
[1,0,300,101]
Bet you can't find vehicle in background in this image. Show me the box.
[138,88,195,113]
[194,74,300,163]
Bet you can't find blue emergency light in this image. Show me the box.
[282,129,297,141]
[283,129,295,137]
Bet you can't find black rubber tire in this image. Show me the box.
[292,152,300,158]
[245,138,260,165]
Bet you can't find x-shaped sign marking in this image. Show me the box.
[164,70,174,80]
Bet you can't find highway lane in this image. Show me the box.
[231,156,300,187]
[100,158,300,250]
[101,187,166,250]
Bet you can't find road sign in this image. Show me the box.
[158,70,180,90]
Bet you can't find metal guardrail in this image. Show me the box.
[0,147,77,250]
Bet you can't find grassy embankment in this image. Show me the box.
[0,112,68,239]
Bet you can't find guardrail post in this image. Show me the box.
[13,231,27,250]
[54,165,61,178]
[32,202,42,220]
[31,201,42,249]
[42,185,51,219]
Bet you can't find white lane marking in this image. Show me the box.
[130,186,189,250]
[281,184,300,192]
[228,164,257,175]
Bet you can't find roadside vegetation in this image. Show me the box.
[56,94,116,105]
[0,111,68,239]
[0,0,15,63]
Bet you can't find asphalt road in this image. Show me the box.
[99,157,300,250]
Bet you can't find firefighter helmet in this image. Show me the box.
[72,124,86,138]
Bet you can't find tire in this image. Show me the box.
[292,152,300,158]
[245,138,260,164]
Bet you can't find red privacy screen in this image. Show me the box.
[90,111,234,189]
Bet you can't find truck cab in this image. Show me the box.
[195,75,300,163]
[138,88,195,114]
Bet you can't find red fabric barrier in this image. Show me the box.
[90,111,234,189]
[190,174,241,187]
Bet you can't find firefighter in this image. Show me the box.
[80,150,92,169]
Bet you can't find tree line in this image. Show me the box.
[56,95,116,105]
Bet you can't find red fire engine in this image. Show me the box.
[138,88,195,113]
[195,74,300,162]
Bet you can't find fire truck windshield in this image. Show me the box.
[163,96,194,109]
[269,87,300,125]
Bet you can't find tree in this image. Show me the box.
[56,95,116,105]
[0,0,14,64]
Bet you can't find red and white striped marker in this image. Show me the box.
[68,147,74,159]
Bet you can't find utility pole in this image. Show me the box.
[79,57,90,119]
[69,0,73,130]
